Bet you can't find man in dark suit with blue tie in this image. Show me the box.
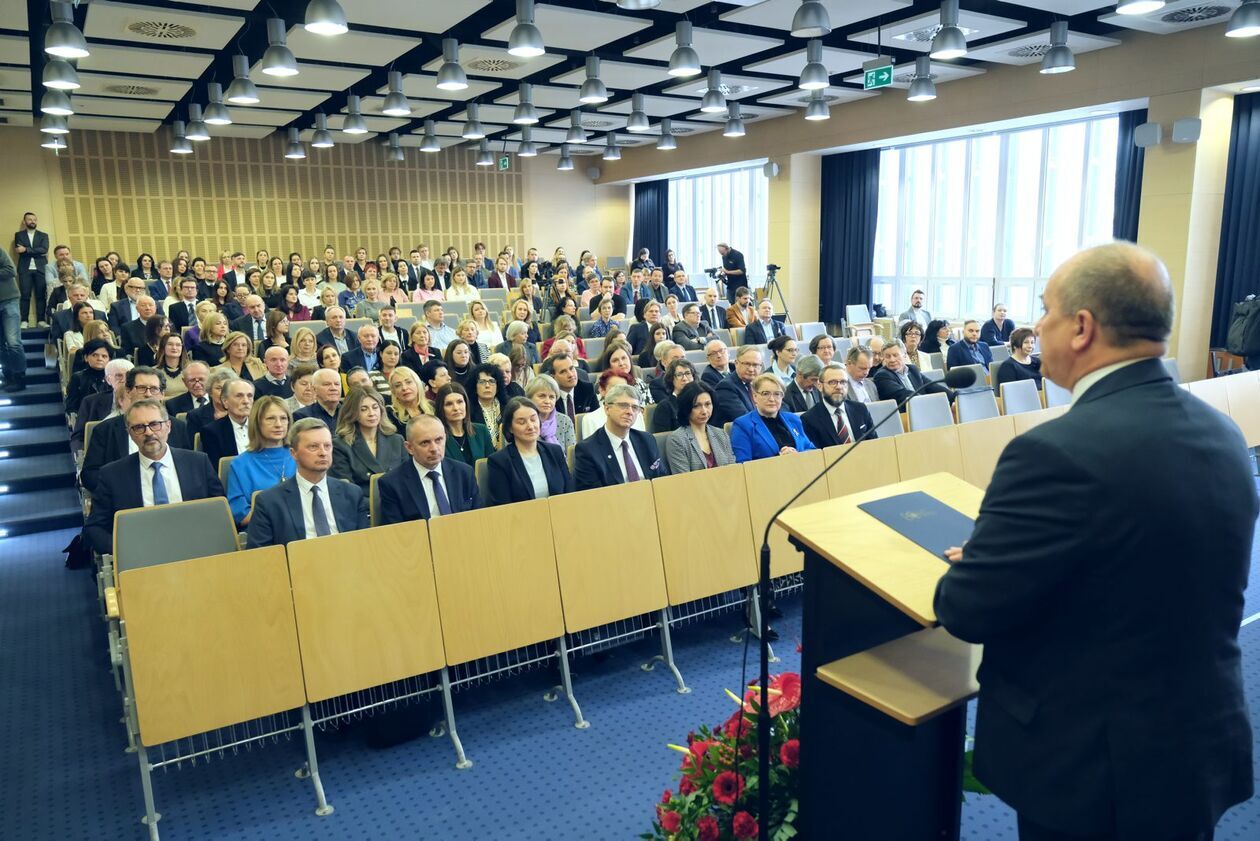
[246,418,369,547]
[712,346,763,427]
[801,363,876,448]
[378,415,480,523]
[935,243,1257,841]
[667,270,698,303]
[945,319,994,370]
[742,299,788,345]
[84,399,223,554]
[167,277,202,331]
[574,384,668,490]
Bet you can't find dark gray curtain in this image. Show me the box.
[818,149,880,325]
[1211,93,1260,346]
[632,180,668,264]
[1113,108,1148,242]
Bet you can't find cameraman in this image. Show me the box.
[716,243,746,304]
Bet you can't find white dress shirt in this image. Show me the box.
[580,407,646,438]
[295,473,338,539]
[138,448,184,507]
[231,417,249,454]
[414,459,448,518]
[604,427,644,482]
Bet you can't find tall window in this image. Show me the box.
[872,116,1119,323]
[668,167,768,291]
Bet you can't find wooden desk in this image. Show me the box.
[822,437,901,499]
[742,449,828,578]
[894,426,964,482]
[1012,404,1067,435]
[956,415,1016,489]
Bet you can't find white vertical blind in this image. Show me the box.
[667,166,768,289]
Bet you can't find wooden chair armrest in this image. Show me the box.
[104,586,119,620]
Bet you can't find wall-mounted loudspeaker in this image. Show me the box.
[762,161,780,178]
[1171,118,1201,144]
[586,166,601,181]
[1133,122,1163,148]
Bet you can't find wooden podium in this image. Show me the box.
[776,473,984,841]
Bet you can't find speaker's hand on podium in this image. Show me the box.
[943,545,965,564]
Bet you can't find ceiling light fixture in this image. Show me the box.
[463,103,486,140]
[42,58,80,91]
[930,0,968,60]
[907,56,937,102]
[1115,1,1164,14]
[420,119,441,152]
[790,0,832,39]
[799,39,829,90]
[723,102,745,138]
[565,108,587,143]
[436,39,469,91]
[514,83,540,124]
[700,69,726,114]
[387,133,404,162]
[616,0,661,9]
[40,114,69,135]
[557,143,574,170]
[311,113,334,148]
[45,2,88,60]
[668,21,702,78]
[261,18,300,77]
[40,133,67,151]
[170,121,193,154]
[40,89,73,117]
[518,126,538,157]
[626,92,651,133]
[657,118,677,150]
[343,94,368,134]
[226,54,260,104]
[602,134,621,161]
[204,83,232,125]
[1227,0,1260,38]
[382,70,411,117]
[1040,21,1076,74]
[285,127,307,159]
[185,104,210,141]
[508,0,546,58]
[304,0,348,36]
[579,57,609,104]
[476,138,495,166]
[804,89,829,121]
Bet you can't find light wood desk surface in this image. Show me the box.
[742,449,828,579]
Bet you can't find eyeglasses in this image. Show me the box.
[128,420,169,434]
[675,370,695,380]
[755,390,784,399]
[130,384,163,395]
[608,401,642,412]
[476,378,497,386]
[706,350,726,358]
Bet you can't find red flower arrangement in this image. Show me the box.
[643,672,800,841]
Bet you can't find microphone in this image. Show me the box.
[749,364,976,841]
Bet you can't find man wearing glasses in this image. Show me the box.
[700,340,735,389]
[84,398,223,554]
[713,345,765,427]
[108,273,162,334]
[80,367,192,494]
[573,383,668,490]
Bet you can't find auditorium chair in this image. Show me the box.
[907,393,954,432]
[1000,380,1042,415]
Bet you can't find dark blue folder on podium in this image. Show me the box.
[858,491,975,559]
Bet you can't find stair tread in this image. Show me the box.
[0,487,82,521]
[0,425,70,446]
[0,401,64,420]
[0,452,75,482]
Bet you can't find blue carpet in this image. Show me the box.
[2,519,1258,841]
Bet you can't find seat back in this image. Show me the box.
[956,389,1000,423]
[574,412,589,441]
[113,497,239,573]
[867,399,903,438]
[846,304,872,326]
[990,344,1011,365]
[584,337,605,362]
[474,457,491,502]
[218,455,234,490]
[368,472,383,527]
[924,351,943,371]
[796,322,826,343]
[907,393,954,431]
[922,368,945,383]
[344,317,372,336]
[653,431,671,455]
[684,348,707,365]
[83,419,101,457]
[999,380,1042,415]
[1043,378,1071,408]
[951,363,990,388]
[715,328,733,347]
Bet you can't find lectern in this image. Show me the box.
[776,473,984,841]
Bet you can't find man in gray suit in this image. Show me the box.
[897,288,931,330]
[843,346,878,404]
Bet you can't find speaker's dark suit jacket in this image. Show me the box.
[84,449,223,554]
[377,457,480,524]
[330,432,405,492]
[872,363,951,409]
[486,442,573,506]
[81,414,191,493]
[244,477,368,548]
[800,399,875,449]
[934,359,1257,839]
[573,427,667,491]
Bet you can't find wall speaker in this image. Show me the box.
[585,165,601,181]
[1133,122,1163,148]
[762,161,780,178]
[1171,118,1201,144]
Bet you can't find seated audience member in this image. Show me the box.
[214,331,265,381]
[802,362,877,449]
[316,344,344,383]
[574,384,668,490]
[844,347,879,403]
[387,366,432,430]
[730,374,817,462]
[354,278,387,321]
[626,300,664,357]
[84,398,223,554]
[701,341,735,389]
[369,340,402,397]
[310,286,339,323]
[71,358,133,451]
[435,382,493,466]
[783,354,823,413]
[980,303,1014,346]
[586,296,618,338]
[712,345,764,427]
[508,345,534,393]
[744,300,787,345]
[866,336,886,374]
[191,312,230,365]
[231,295,270,342]
[202,377,255,469]
[411,271,444,303]
[346,366,373,393]
[672,302,717,350]
[258,310,290,358]
[154,332,186,388]
[597,342,653,407]
[401,322,436,373]
[525,374,577,453]
[341,324,382,372]
[725,287,756,329]
[186,369,236,440]
[648,342,687,404]
[453,319,491,366]
[69,322,120,376]
[378,414,480,523]
[900,321,934,372]
[444,267,480,302]
[994,327,1042,390]
[166,361,211,416]
[468,363,508,447]
[580,370,647,438]
[873,339,954,409]
[946,320,993,369]
[486,352,523,400]
[808,333,836,366]
[486,397,574,506]
[118,295,161,358]
[294,368,343,432]
[246,418,369,547]
[338,273,365,312]
[637,323,670,370]
[254,346,293,399]
[330,387,405,493]
[543,354,598,423]
[422,300,458,353]
[419,359,451,405]
[443,339,476,384]
[285,363,318,415]
[80,367,192,493]
[466,300,500,347]
[496,320,540,366]
[226,396,295,526]
[920,319,955,355]
[65,339,112,414]
[377,306,404,348]
[289,326,319,370]
[315,306,359,355]
[129,313,168,366]
[650,358,697,433]
[664,381,736,474]
[63,301,98,355]
[540,316,587,360]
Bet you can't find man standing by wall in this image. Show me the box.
[14,211,48,327]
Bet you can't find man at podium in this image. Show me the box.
[934,243,1256,841]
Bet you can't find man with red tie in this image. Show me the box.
[801,363,876,449]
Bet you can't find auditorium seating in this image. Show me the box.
[907,393,954,431]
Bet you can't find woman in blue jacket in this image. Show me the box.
[730,373,817,462]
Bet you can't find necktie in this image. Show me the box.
[186,302,194,321]
[310,485,332,536]
[151,462,170,505]
[195,396,206,408]
[621,440,641,482]
[565,393,575,422]
[427,470,452,516]
[255,319,264,340]
[834,408,850,444]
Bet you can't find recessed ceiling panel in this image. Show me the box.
[396,134,464,148]
[0,0,29,31]
[452,103,557,125]
[72,72,190,101]
[422,45,564,81]
[550,60,675,91]
[0,112,35,127]
[603,94,702,118]
[68,115,161,133]
[999,0,1107,13]
[1098,0,1241,35]
[208,124,275,139]
[759,86,878,109]
[721,0,913,31]
[967,29,1121,67]
[0,92,32,111]
[543,111,629,132]
[745,45,874,79]
[0,34,27,65]
[225,107,302,127]
[250,88,332,111]
[298,129,378,145]
[850,9,1026,52]
[356,96,447,120]
[688,104,792,124]
[248,62,370,92]
[346,0,490,32]
[661,73,792,100]
[625,27,784,64]
[77,43,214,80]
[0,66,32,92]
[495,85,583,109]
[395,74,502,103]
[71,94,174,119]
[482,4,651,51]
[426,121,507,138]
[327,114,412,133]
[286,25,420,65]
[85,1,245,52]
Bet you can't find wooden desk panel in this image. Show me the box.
[287,521,446,703]
[1012,405,1068,435]
[822,437,901,499]
[653,464,757,605]
[743,450,828,579]
[894,426,964,482]
[428,501,565,665]
[121,546,306,746]
[956,415,1016,490]
[1226,371,1260,447]
[548,481,669,633]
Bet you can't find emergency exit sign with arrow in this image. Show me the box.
[863,64,893,90]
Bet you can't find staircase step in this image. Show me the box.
[0,425,71,458]
[0,401,65,429]
[0,486,82,537]
[0,452,76,493]
[22,368,58,385]
[0,382,63,406]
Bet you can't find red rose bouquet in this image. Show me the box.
[644,672,801,841]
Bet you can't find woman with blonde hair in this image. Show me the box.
[445,267,481,302]
[469,300,502,347]
[355,278,386,320]
[455,319,492,366]
[387,365,432,431]
[401,321,435,373]
[214,331,265,380]
[379,272,407,307]
[226,395,295,527]
[191,312,230,365]
[289,326,319,369]
[330,386,406,492]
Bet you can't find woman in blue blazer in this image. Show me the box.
[730,373,817,463]
[486,397,574,506]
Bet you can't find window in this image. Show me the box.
[668,167,768,292]
[872,116,1120,323]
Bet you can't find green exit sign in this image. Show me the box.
[498,155,510,171]
[864,64,894,90]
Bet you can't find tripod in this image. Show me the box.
[761,268,792,324]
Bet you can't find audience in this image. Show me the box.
[767,335,798,385]
[920,319,954,355]
[468,363,508,447]
[844,347,879,404]
[201,377,255,469]
[713,345,764,427]
[783,354,823,413]
[744,300,787,345]
[701,340,734,388]
[664,382,736,474]
[186,368,236,440]
[81,367,191,493]
[574,383,667,490]
[874,339,954,409]
[648,341,686,403]
[486,397,574,506]
[435,382,493,466]
[524,374,577,452]
[900,321,934,372]
[994,327,1042,390]
[285,363,317,415]
[802,363,877,449]
[649,358,697,433]
[254,347,293,399]
[731,373,817,462]
[295,368,343,431]
[946,320,993,369]
[980,303,1013,346]
[342,324,382,373]
[65,339,111,414]
[423,301,458,352]
[71,358,133,451]
[378,414,481,523]
[330,387,405,493]
[387,366,432,430]
[225,395,296,526]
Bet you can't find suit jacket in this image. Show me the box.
[664,425,735,474]
[200,415,248,469]
[729,410,816,462]
[14,228,48,272]
[378,457,480,523]
[872,364,951,409]
[119,318,148,357]
[315,327,360,353]
[782,380,820,414]
[647,372,671,405]
[51,306,107,344]
[107,299,141,333]
[184,401,219,441]
[726,305,755,329]
[168,299,201,331]
[80,414,192,494]
[556,380,599,417]
[486,443,573,506]
[672,321,715,351]
[84,449,223,555]
[253,375,293,399]
[946,339,994,370]
[71,390,115,451]
[625,321,657,356]
[742,319,787,345]
[165,390,210,419]
[573,427,667,491]
[231,314,269,341]
[294,402,339,432]
[712,372,755,427]
[934,359,1256,838]
[698,303,727,331]
[669,283,698,303]
[701,363,734,389]
[245,477,369,548]
[801,399,875,449]
[146,279,171,301]
[330,432,405,491]
[339,347,382,373]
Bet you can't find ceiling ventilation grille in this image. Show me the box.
[1160,5,1230,23]
[105,84,160,97]
[895,24,977,43]
[1009,44,1051,58]
[127,20,198,40]
[672,126,694,134]
[467,58,520,73]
